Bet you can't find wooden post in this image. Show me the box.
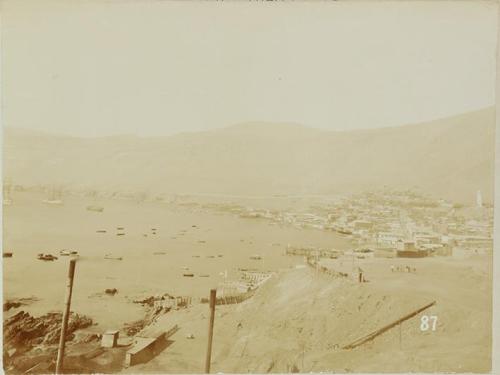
[205,289,217,373]
[56,259,77,374]
[399,322,402,349]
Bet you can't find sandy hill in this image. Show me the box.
[3,107,495,203]
[126,258,491,373]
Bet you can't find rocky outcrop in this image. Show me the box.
[3,297,38,312]
[3,311,93,360]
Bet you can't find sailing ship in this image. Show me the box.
[43,186,63,206]
[3,181,13,206]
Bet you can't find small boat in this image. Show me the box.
[198,240,206,244]
[250,255,262,260]
[96,230,107,233]
[104,254,123,260]
[337,228,352,235]
[192,255,200,258]
[217,254,224,258]
[87,205,104,213]
[116,233,125,236]
[117,227,124,230]
[59,249,77,256]
[183,273,194,277]
[199,274,210,278]
[37,253,58,261]
[206,255,215,258]
[182,266,190,270]
[3,252,13,258]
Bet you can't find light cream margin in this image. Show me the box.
[491,3,500,375]
[0,2,498,375]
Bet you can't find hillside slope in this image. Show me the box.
[3,107,495,203]
[125,257,492,373]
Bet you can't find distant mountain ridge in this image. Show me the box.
[3,107,495,204]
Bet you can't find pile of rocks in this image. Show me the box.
[3,310,93,372]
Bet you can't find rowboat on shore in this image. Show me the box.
[3,252,13,258]
[183,273,194,277]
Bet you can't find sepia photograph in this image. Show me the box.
[1,1,498,374]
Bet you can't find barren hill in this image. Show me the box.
[125,257,492,373]
[3,107,495,203]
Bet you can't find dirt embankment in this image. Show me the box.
[127,256,491,374]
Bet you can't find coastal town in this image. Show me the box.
[2,184,494,373]
[236,188,493,260]
[5,183,494,261]
[3,1,497,373]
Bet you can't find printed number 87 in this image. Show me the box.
[420,315,438,331]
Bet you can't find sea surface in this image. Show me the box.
[3,192,351,330]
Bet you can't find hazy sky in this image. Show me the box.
[2,0,498,137]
